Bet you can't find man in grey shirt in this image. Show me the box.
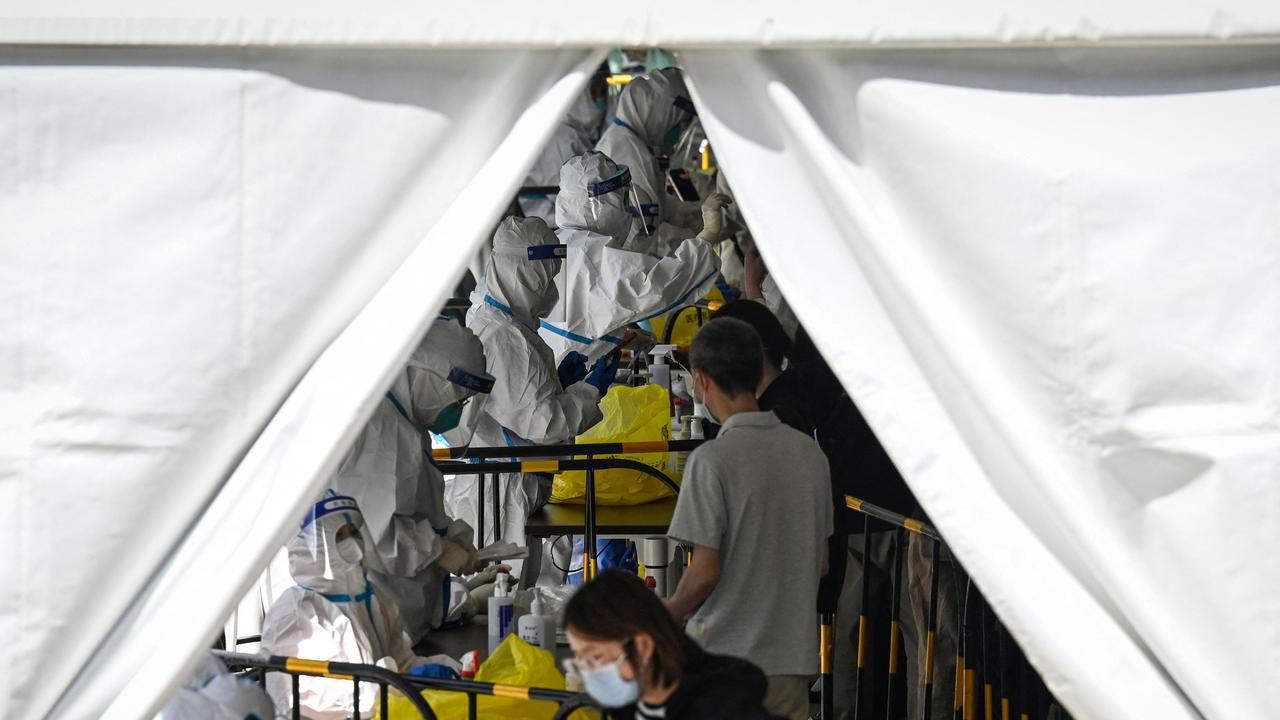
[666,317,833,720]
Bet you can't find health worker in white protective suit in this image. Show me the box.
[332,315,494,644]
[595,68,699,250]
[518,87,604,227]
[261,493,453,720]
[538,151,729,364]
[447,216,606,586]
[158,652,274,720]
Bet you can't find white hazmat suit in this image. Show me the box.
[539,152,723,363]
[261,493,437,720]
[447,217,604,585]
[518,89,603,227]
[595,69,697,248]
[158,652,274,720]
[332,316,493,643]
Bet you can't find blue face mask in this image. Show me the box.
[579,654,641,708]
[429,403,464,435]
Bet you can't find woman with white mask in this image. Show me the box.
[563,571,776,720]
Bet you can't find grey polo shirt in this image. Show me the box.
[668,410,833,676]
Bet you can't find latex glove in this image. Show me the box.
[437,539,477,575]
[557,351,590,389]
[585,351,622,398]
[464,564,512,591]
[469,576,519,613]
[696,192,734,244]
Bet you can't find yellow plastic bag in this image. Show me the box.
[383,635,596,720]
[551,384,679,506]
[646,285,724,351]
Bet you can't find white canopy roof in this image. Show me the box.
[2,0,1280,47]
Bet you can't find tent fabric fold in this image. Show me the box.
[1,45,603,720]
[682,46,1280,720]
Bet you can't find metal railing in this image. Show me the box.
[434,439,700,581]
[833,496,1059,720]
[215,650,597,720]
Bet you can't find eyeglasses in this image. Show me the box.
[562,649,626,674]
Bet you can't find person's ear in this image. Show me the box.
[632,633,655,668]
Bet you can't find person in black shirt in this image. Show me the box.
[564,571,780,720]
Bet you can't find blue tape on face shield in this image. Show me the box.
[587,165,632,198]
[447,366,494,394]
[527,244,567,261]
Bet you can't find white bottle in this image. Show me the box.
[487,572,515,655]
[673,423,691,475]
[517,591,556,651]
[648,352,671,392]
[690,417,705,440]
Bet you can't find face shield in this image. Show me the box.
[407,359,495,447]
[287,494,370,595]
[587,163,643,240]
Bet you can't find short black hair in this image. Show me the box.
[711,300,791,371]
[689,317,764,397]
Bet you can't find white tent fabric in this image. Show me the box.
[0,45,602,719]
[4,6,1280,720]
[3,0,1280,47]
[684,46,1280,720]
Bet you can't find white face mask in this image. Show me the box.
[337,537,364,564]
[579,655,641,708]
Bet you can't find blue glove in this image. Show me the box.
[409,663,461,680]
[585,352,622,398]
[557,351,589,389]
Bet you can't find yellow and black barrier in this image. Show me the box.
[215,650,597,720]
[844,495,941,541]
[431,439,705,462]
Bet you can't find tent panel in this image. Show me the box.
[684,46,1280,720]
[0,46,601,719]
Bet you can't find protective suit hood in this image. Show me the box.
[286,493,370,597]
[406,316,493,427]
[612,73,694,150]
[564,87,604,136]
[555,151,634,245]
[476,217,562,331]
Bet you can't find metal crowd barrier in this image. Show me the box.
[214,650,596,720]
[434,439,701,581]
[834,496,1059,720]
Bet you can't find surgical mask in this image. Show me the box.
[579,655,640,708]
[430,402,464,434]
[337,537,363,564]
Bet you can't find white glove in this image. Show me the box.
[697,192,734,244]
[468,576,519,614]
[437,539,478,575]
[464,564,512,591]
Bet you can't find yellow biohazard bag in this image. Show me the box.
[645,285,724,351]
[550,384,680,506]
[383,635,596,719]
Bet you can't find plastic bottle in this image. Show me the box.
[460,650,481,680]
[689,417,705,440]
[487,572,515,654]
[670,376,694,407]
[518,591,556,651]
[673,423,691,475]
[648,350,671,393]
